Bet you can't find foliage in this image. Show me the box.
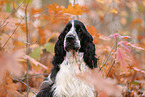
[0,0,145,97]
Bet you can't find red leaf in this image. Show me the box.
[129,66,145,74]
[118,41,131,53]
[116,47,132,70]
[109,33,131,40]
[128,43,145,50]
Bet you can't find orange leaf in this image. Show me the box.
[118,41,131,53]
[98,91,109,97]
[31,8,42,15]
[86,25,99,44]
[86,25,98,38]
[45,3,63,14]
[63,3,88,15]
[38,27,45,45]
[130,18,142,27]
[128,43,145,50]
[116,47,132,71]
[132,67,145,74]
[97,0,104,4]
[110,8,118,14]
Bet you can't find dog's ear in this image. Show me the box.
[80,28,98,69]
[83,42,98,69]
[52,32,66,66]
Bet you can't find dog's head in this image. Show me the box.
[53,20,97,69]
[63,20,93,52]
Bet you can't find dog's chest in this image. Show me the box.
[53,52,94,97]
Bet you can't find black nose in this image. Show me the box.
[66,35,75,42]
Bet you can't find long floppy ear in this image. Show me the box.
[83,42,98,69]
[80,27,98,69]
[51,32,66,80]
[52,32,66,66]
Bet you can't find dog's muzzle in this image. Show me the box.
[64,35,80,51]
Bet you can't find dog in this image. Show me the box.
[36,20,98,97]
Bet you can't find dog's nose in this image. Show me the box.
[66,35,75,42]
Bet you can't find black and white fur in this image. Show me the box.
[36,20,98,97]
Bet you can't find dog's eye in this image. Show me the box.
[64,28,69,33]
[78,28,82,33]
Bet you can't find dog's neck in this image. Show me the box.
[64,51,87,72]
[65,51,83,63]
[53,51,94,97]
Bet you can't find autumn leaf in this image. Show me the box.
[116,47,132,70]
[0,33,14,53]
[109,33,131,40]
[86,25,98,37]
[0,55,23,97]
[63,3,88,15]
[38,27,45,45]
[110,8,118,14]
[23,55,48,69]
[119,41,145,51]
[118,41,131,53]
[45,3,64,14]
[86,25,100,43]
[130,18,142,27]
[97,0,104,4]
[30,42,54,59]
[128,43,145,50]
[31,8,42,15]
[128,66,145,74]
[98,91,109,97]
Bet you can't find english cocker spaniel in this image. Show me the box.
[36,20,98,97]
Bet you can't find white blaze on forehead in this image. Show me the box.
[64,20,81,51]
[69,20,75,34]
[71,20,74,29]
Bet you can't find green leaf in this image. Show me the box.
[30,42,54,59]
[25,0,32,4]
[44,43,54,53]
[6,3,11,12]
[130,81,139,85]
[30,46,42,59]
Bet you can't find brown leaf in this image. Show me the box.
[63,4,88,15]
[0,34,14,53]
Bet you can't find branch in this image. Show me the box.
[14,79,37,95]
[0,0,26,28]
[107,37,118,77]
[23,55,48,70]
[25,0,31,97]
[99,40,116,71]
[1,17,24,50]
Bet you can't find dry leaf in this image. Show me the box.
[110,8,118,14]
[0,33,14,53]
[23,55,48,70]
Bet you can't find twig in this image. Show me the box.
[106,60,115,77]
[99,40,116,71]
[0,0,26,27]
[25,0,30,97]
[0,21,9,30]
[13,0,15,10]
[1,17,24,50]
[14,79,37,95]
[107,36,118,77]
[23,55,48,70]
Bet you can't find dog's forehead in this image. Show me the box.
[67,20,84,27]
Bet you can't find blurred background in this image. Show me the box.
[0,0,145,96]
